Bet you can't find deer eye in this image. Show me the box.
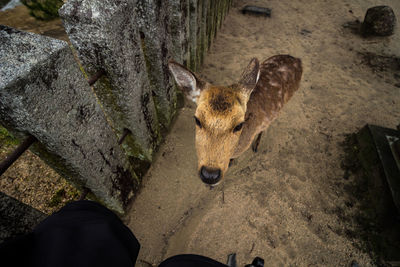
[194,116,202,128]
[233,122,244,133]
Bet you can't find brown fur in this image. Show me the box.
[169,55,303,183]
[194,86,246,176]
[234,55,303,157]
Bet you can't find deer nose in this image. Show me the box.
[199,166,221,185]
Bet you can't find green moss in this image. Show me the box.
[48,188,66,207]
[138,28,178,138]
[78,64,87,79]
[89,71,154,182]
[76,59,148,178]
[94,75,153,159]
[48,187,80,207]
[0,125,19,152]
[30,141,84,189]
[139,35,171,131]
[76,54,155,164]
[22,0,64,20]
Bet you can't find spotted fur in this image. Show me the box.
[168,55,303,183]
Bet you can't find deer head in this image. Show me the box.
[168,58,260,186]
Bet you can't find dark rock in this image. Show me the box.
[361,6,396,37]
[300,29,312,36]
[0,192,46,243]
[360,52,400,72]
[241,5,271,17]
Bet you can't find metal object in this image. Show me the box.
[88,69,105,86]
[241,5,271,17]
[118,128,131,145]
[227,253,237,267]
[388,136,400,175]
[360,124,400,213]
[245,257,264,267]
[0,134,37,176]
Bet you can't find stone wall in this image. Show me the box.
[59,0,232,173]
[0,0,231,213]
[0,25,136,213]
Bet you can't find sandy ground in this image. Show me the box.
[0,145,79,214]
[1,0,400,265]
[125,0,400,266]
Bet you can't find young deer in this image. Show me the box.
[168,55,302,186]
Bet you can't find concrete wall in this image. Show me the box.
[0,0,231,213]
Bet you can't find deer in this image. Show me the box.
[168,55,302,186]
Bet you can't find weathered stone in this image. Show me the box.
[197,0,208,66]
[135,0,177,129]
[189,0,198,71]
[168,0,192,68]
[59,0,160,165]
[181,0,191,66]
[211,1,218,42]
[167,0,185,64]
[361,6,396,37]
[0,25,136,213]
[206,0,215,50]
[216,0,222,31]
[0,192,46,243]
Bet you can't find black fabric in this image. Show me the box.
[159,254,228,267]
[0,200,140,267]
[0,200,229,267]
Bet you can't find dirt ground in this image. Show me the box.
[1,0,400,266]
[124,0,400,266]
[0,4,68,41]
[0,139,79,214]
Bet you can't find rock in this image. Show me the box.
[0,192,46,243]
[0,25,136,213]
[135,0,177,128]
[1,0,22,11]
[59,0,161,164]
[241,5,271,17]
[361,6,396,37]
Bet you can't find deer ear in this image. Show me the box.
[168,60,207,103]
[238,58,260,98]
